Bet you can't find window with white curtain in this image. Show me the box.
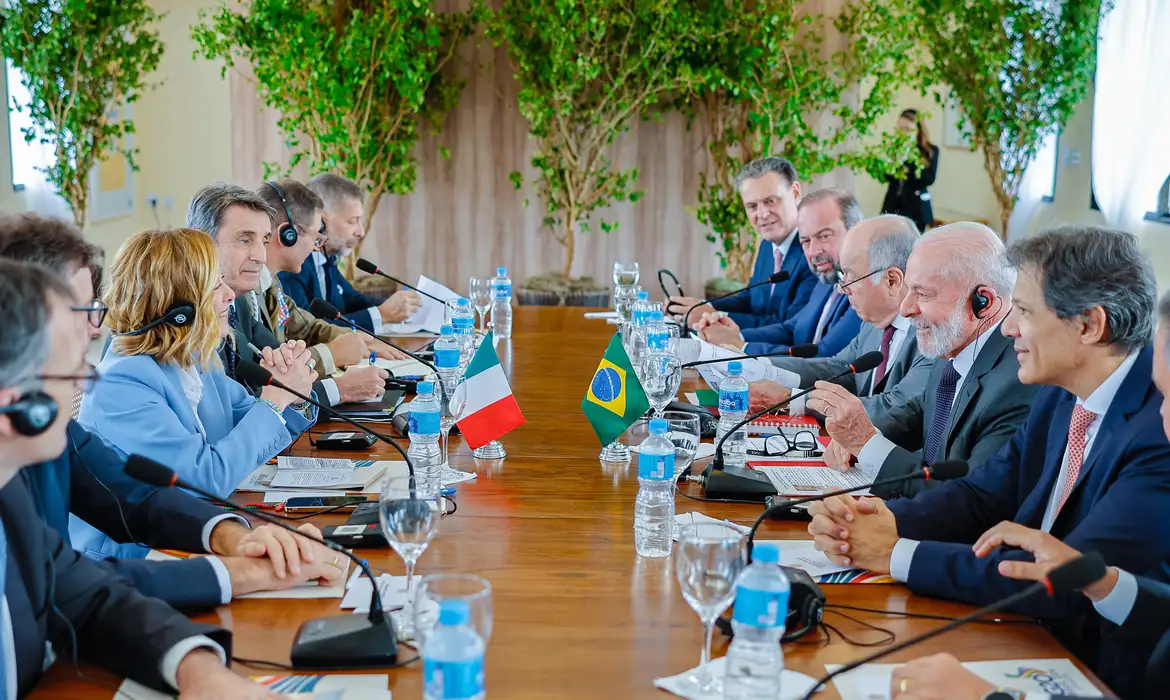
[1039,129,1059,202]
[5,58,56,192]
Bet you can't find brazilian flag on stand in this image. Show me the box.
[582,333,650,445]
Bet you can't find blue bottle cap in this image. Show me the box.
[458,298,470,306]
[728,361,743,375]
[438,599,471,626]
[440,325,454,335]
[650,310,664,321]
[496,267,507,276]
[648,418,668,434]
[752,543,780,564]
[637,290,649,299]
[417,381,434,394]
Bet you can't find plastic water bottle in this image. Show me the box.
[724,543,790,699]
[634,418,675,557]
[716,361,750,469]
[451,298,476,366]
[408,381,443,491]
[491,266,513,339]
[422,599,486,700]
[632,290,651,327]
[434,325,463,393]
[646,309,670,352]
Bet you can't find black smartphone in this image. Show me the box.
[283,495,368,511]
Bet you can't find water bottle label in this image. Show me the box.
[424,654,485,699]
[732,586,789,628]
[637,451,674,480]
[452,317,474,333]
[435,347,461,369]
[409,410,441,434]
[493,281,511,299]
[719,389,749,413]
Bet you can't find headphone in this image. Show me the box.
[266,181,298,247]
[112,300,197,337]
[970,286,991,319]
[0,391,59,436]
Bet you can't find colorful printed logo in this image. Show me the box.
[1004,667,1075,695]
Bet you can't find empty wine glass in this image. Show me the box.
[662,410,701,475]
[469,277,492,336]
[642,353,682,418]
[613,261,640,287]
[379,475,442,639]
[674,523,746,696]
[614,284,638,333]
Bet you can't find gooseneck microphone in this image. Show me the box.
[308,298,441,377]
[355,258,446,304]
[700,350,885,501]
[234,361,415,478]
[797,552,1108,700]
[678,271,790,335]
[681,343,818,369]
[124,454,399,668]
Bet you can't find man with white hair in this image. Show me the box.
[806,221,1041,498]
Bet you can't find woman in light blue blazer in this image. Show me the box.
[76,228,319,560]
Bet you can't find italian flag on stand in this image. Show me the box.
[454,332,526,448]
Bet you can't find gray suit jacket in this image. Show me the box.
[869,328,1041,498]
[770,321,934,420]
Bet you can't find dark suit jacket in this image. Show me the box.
[741,281,862,358]
[278,254,385,332]
[3,472,231,697]
[24,421,225,609]
[1102,577,1170,699]
[870,329,1039,498]
[711,237,817,330]
[888,348,1170,626]
[880,145,939,231]
[231,293,333,403]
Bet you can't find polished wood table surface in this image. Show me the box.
[33,307,1109,698]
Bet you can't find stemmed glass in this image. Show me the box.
[614,284,638,333]
[674,523,747,696]
[414,573,494,650]
[379,475,442,639]
[469,277,492,337]
[662,410,701,476]
[438,375,464,469]
[613,261,640,287]
[642,353,683,418]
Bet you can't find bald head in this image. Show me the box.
[838,215,918,326]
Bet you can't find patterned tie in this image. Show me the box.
[872,324,897,389]
[225,303,239,380]
[1055,405,1096,515]
[770,245,784,299]
[70,388,84,420]
[923,361,961,467]
[0,517,8,700]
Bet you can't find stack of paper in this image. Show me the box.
[238,460,410,493]
[117,675,391,700]
[269,457,388,490]
[752,462,871,497]
[827,658,1101,700]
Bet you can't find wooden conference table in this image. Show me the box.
[33,307,1110,698]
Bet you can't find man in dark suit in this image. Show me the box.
[699,188,864,357]
[806,221,1037,498]
[278,173,420,332]
[807,227,1170,682]
[667,157,818,330]
[749,214,933,421]
[0,260,284,698]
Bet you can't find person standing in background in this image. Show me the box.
[882,109,939,232]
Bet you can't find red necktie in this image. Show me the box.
[1055,405,1096,515]
[872,324,897,388]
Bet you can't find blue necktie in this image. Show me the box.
[923,362,961,467]
[0,517,9,700]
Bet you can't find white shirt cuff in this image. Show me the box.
[314,343,337,375]
[1092,568,1138,626]
[202,556,234,605]
[322,378,341,406]
[200,513,249,553]
[856,432,897,481]
[789,392,808,417]
[367,308,384,334]
[159,636,227,691]
[890,538,919,582]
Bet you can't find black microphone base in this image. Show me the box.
[290,614,398,668]
[702,463,777,502]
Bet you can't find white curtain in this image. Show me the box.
[1007,130,1059,242]
[1091,0,1170,233]
[5,60,72,220]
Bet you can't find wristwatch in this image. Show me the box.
[982,691,1024,700]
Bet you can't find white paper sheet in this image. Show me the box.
[826,658,1101,700]
[277,456,354,470]
[405,275,461,332]
[584,311,620,320]
[371,357,433,377]
[341,574,411,613]
[757,539,853,578]
[145,551,350,599]
[756,464,871,496]
[654,657,820,700]
[269,469,360,489]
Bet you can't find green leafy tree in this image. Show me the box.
[0,0,164,229]
[914,0,1109,236]
[684,0,920,283]
[192,0,476,265]
[487,0,704,281]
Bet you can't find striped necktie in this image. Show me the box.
[923,362,961,467]
[872,324,897,389]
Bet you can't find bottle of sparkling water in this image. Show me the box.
[634,418,675,557]
[490,267,513,339]
[422,600,486,700]
[407,381,443,492]
[724,543,790,700]
[716,361,750,468]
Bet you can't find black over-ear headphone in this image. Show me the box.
[112,300,197,337]
[970,286,991,319]
[0,391,59,436]
[266,181,298,248]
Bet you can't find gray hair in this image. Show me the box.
[307,173,365,212]
[865,215,919,279]
[186,182,276,240]
[915,221,1016,297]
[0,260,73,391]
[1007,225,1156,353]
[735,156,799,192]
[799,188,864,231]
[1160,292,1170,363]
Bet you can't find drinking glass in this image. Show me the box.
[414,573,493,650]
[674,523,746,696]
[613,261,640,287]
[641,353,683,418]
[379,475,442,638]
[662,410,701,476]
[438,378,464,469]
[614,284,638,333]
[469,277,492,335]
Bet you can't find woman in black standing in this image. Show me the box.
[882,109,940,231]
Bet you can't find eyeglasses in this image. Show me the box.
[37,368,101,393]
[745,430,821,457]
[836,268,887,292]
[71,300,108,329]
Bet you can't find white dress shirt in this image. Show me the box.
[1093,567,1139,626]
[890,350,1141,583]
[812,289,840,343]
[312,252,384,334]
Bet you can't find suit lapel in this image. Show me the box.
[757,239,774,310]
[944,330,1012,444]
[1016,392,1075,528]
[854,325,878,395]
[871,328,918,396]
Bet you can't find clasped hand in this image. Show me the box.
[807,494,899,574]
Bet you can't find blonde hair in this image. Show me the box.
[105,228,223,370]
